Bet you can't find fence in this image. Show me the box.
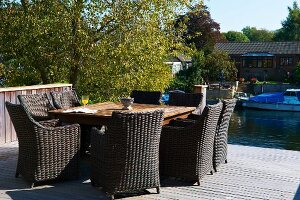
[0,84,72,144]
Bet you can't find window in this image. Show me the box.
[242,57,273,68]
[280,57,293,66]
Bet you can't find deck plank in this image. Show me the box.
[0,142,299,200]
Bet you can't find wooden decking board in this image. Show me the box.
[0,142,299,200]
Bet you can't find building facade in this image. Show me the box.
[215,42,300,81]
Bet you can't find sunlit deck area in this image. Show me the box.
[0,142,299,200]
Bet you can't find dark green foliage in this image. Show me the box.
[294,62,300,83]
[242,26,274,42]
[223,31,250,42]
[169,51,205,92]
[203,50,237,83]
[170,50,237,92]
[274,1,300,41]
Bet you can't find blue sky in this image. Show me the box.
[205,0,298,32]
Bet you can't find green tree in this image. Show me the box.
[170,51,205,92]
[294,62,300,83]
[223,31,250,42]
[203,50,237,83]
[274,1,300,41]
[242,26,274,42]
[0,0,196,100]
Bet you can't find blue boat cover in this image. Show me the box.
[249,92,284,103]
[297,92,300,101]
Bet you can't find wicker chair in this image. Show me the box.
[168,92,204,117]
[213,99,236,172]
[50,90,81,109]
[160,102,223,185]
[5,102,81,187]
[90,110,164,199]
[130,90,162,105]
[17,93,55,121]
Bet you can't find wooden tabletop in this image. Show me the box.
[49,102,196,126]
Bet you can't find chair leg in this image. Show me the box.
[214,167,218,172]
[210,170,214,175]
[31,183,35,188]
[156,186,160,194]
[196,181,200,186]
[225,159,228,164]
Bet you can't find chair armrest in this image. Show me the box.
[34,123,81,158]
[39,119,61,127]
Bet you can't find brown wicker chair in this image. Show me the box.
[213,99,236,172]
[130,90,162,105]
[90,110,164,199]
[160,102,223,185]
[5,102,81,187]
[17,93,55,121]
[50,90,81,109]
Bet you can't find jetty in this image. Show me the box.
[0,142,299,200]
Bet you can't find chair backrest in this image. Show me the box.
[50,90,81,109]
[130,90,162,105]
[17,93,55,121]
[196,102,223,176]
[105,110,164,187]
[168,92,203,107]
[5,102,38,145]
[217,99,236,135]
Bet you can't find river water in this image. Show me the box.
[228,109,300,151]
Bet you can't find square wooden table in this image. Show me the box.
[49,102,196,126]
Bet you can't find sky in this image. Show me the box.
[205,0,298,32]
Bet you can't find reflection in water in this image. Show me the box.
[228,109,300,151]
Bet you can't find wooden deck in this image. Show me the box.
[0,142,299,200]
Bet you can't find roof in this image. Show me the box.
[215,42,300,55]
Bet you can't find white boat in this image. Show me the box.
[242,89,300,111]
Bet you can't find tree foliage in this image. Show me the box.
[170,50,237,91]
[294,62,300,83]
[0,0,196,101]
[242,26,274,42]
[223,31,250,42]
[274,1,300,41]
[176,4,224,53]
[169,51,205,92]
[203,50,237,83]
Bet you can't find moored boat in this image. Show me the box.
[242,89,300,111]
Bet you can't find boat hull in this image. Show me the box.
[242,101,300,111]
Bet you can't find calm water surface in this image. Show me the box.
[228,109,300,151]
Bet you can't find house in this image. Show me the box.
[215,42,300,81]
[165,55,192,75]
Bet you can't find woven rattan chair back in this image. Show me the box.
[90,110,164,199]
[168,92,203,107]
[213,99,236,171]
[160,102,223,184]
[169,92,204,117]
[50,90,81,109]
[5,102,80,187]
[130,90,162,105]
[17,93,55,121]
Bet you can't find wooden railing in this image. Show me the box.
[0,84,72,144]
